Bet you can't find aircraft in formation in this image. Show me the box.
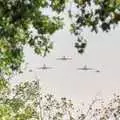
[28,64,100,73]
[25,56,100,73]
[37,64,53,70]
[77,65,100,73]
[56,56,72,61]
[28,64,53,72]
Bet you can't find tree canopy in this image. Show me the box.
[0,0,66,76]
[70,0,120,53]
[0,79,120,120]
[0,0,120,77]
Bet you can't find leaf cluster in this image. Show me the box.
[0,79,120,120]
[70,0,120,53]
[0,0,65,76]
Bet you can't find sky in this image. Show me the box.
[11,23,120,105]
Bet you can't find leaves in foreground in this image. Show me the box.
[0,79,120,120]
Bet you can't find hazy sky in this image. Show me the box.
[12,23,120,104]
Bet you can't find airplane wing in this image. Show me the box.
[56,58,63,60]
[37,67,44,69]
[37,67,53,70]
[77,68,88,70]
[86,68,94,70]
[46,67,53,69]
[56,57,72,60]
[66,58,72,60]
[77,68,94,70]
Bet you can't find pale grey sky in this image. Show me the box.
[12,23,120,104]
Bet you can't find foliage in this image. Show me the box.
[0,77,9,91]
[69,0,120,53]
[0,80,75,120]
[0,0,66,76]
[78,94,120,120]
[0,79,120,120]
[0,1,120,119]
